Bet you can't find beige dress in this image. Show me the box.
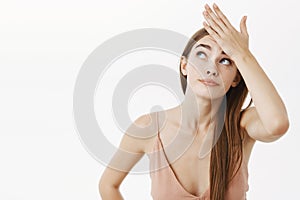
[148,112,249,200]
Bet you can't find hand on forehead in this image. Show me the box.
[193,35,225,55]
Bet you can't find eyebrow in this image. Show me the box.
[195,43,227,55]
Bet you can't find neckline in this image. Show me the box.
[155,111,209,198]
[157,132,209,198]
[153,111,248,198]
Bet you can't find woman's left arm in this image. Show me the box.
[233,49,289,139]
[202,3,289,141]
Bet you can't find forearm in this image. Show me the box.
[99,185,124,200]
[232,50,289,133]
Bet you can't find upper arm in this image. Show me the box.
[240,106,288,143]
[99,113,157,189]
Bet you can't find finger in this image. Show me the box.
[204,4,227,33]
[240,16,248,36]
[203,10,223,35]
[212,3,235,30]
[203,21,221,41]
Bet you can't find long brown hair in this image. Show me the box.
[179,28,253,200]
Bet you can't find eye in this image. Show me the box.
[220,58,232,66]
[196,51,206,59]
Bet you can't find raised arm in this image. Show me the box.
[237,52,289,143]
[202,3,289,142]
[99,113,157,199]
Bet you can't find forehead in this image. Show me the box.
[193,35,222,50]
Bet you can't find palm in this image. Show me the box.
[202,3,250,60]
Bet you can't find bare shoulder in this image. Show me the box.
[240,105,288,143]
[99,112,159,190]
[240,107,256,144]
[120,112,160,154]
[240,107,256,165]
[239,105,288,165]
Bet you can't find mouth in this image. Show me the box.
[198,79,219,86]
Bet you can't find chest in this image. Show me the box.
[167,139,211,196]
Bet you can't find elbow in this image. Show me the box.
[99,177,120,197]
[99,177,110,196]
[269,116,290,136]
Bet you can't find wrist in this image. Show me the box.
[231,49,255,65]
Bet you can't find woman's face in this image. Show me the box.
[181,35,240,99]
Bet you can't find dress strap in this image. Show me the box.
[156,111,160,137]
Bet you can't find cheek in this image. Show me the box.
[186,64,200,78]
[220,71,236,86]
[186,63,210,79]
[187,57,208,72]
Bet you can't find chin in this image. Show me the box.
[192,85,225,98]
[193,89,225,100]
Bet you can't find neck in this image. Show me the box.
[179,86,225,138]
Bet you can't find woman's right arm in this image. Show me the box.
[99,113,156,199]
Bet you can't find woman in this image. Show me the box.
[99,3,289,200]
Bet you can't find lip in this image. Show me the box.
[198,79,219,86]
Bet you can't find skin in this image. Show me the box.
[179,34,241,138]
[99,3,290,199]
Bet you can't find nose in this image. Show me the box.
[204,66,218,77]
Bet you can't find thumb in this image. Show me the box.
[240,16,248,35]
